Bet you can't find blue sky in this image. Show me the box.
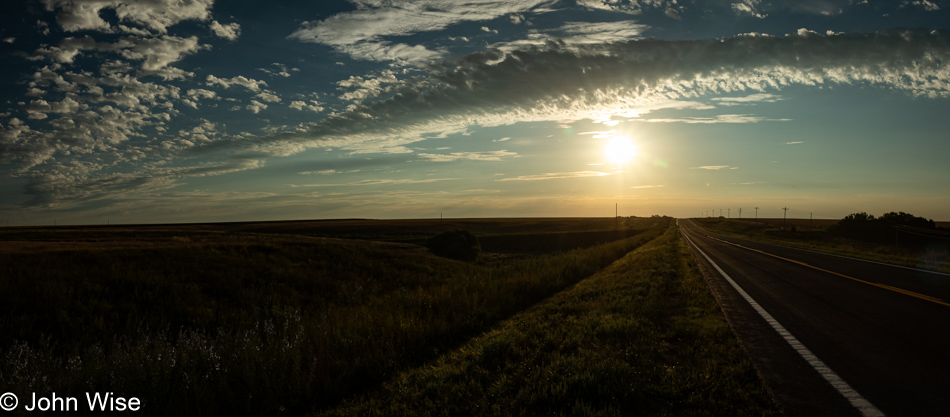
[2,0,949,225]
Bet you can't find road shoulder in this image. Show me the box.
[680,223,862,417]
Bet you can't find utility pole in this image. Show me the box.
[719,209,722,217]
[755,207,759,219]
[615,203,618,230]
[738,208,742,218]
[782,207,789,229]
[728,208,730,218]
[810,212,813,227]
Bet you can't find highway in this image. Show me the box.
[678,219,950,417]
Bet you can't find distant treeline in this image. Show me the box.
[829,211,946,246]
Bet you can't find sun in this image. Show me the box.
[604,135,637,165]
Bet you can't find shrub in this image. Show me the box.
[425,229,481,261]
[829,211,936,244]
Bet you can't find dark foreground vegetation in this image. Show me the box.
[693,214,949,274]
[322,227,777,416]
[0,217,689,415]
[828,211,944,246]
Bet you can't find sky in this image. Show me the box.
[1,0,950,226]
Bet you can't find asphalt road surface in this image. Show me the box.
[678,219,950,417]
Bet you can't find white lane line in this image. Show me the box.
[682,230,885,417]
[684,219,950,277]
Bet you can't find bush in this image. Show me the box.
[829,211,936,244]
[426,229,481,261]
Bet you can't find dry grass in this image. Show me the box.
[0,217,670,415]
[321,226,777,417]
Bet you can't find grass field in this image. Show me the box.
[1,216,710,415]
[321,226,777,416]
[691,218,950,274]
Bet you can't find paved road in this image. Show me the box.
[678,219,950,417]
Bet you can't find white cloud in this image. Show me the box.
[206,74,268,91]
[255,91,281,103]
[417,150,517,161]
[785,141,804,145]
[692,166,737,170]
[711,93,783,105]
[245,100,268,114]
[299,169,338,175]
[258,63,293,78]
[902,0,940,11]
[642,114,792,123]
[496,171,613,181]
[732,0,767,18]
[493,20,649,51]
[289,178,457,187]
[42,0,214,33]
[194,29,950,168]
[337,70,402,102]
[209,20,241,41]
[631,184,665,189]
[577,0,677,15]
[289,100,324,112]
[187,88,218,100]
[288,0,556,63]
[118,35,207,71]
[10,28,950,209]
[339,41,446,64]
[30,34,207,73]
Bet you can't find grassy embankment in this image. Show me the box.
[322,225,777,416]
[0,218,666,415]
[691,218,950,274]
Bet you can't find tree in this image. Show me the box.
[425,229,481,261]
[829,211,936,244]
[829,212,876,241]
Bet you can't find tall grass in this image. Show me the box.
[0,221,668,415]
[322,226,777,416]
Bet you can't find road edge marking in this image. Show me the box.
[681,228,886,417]
[690,221,950,277]
[702,233,950,307]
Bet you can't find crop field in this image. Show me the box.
[0,216,773,415]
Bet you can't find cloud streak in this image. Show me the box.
[7,28,950,207]
[496,171,614,181]
[288,0,556,63]
[417,150,517,161]
[214,29,950,159]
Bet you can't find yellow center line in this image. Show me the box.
[699,231,950,308]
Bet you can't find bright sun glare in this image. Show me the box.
[604,135,637,165]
